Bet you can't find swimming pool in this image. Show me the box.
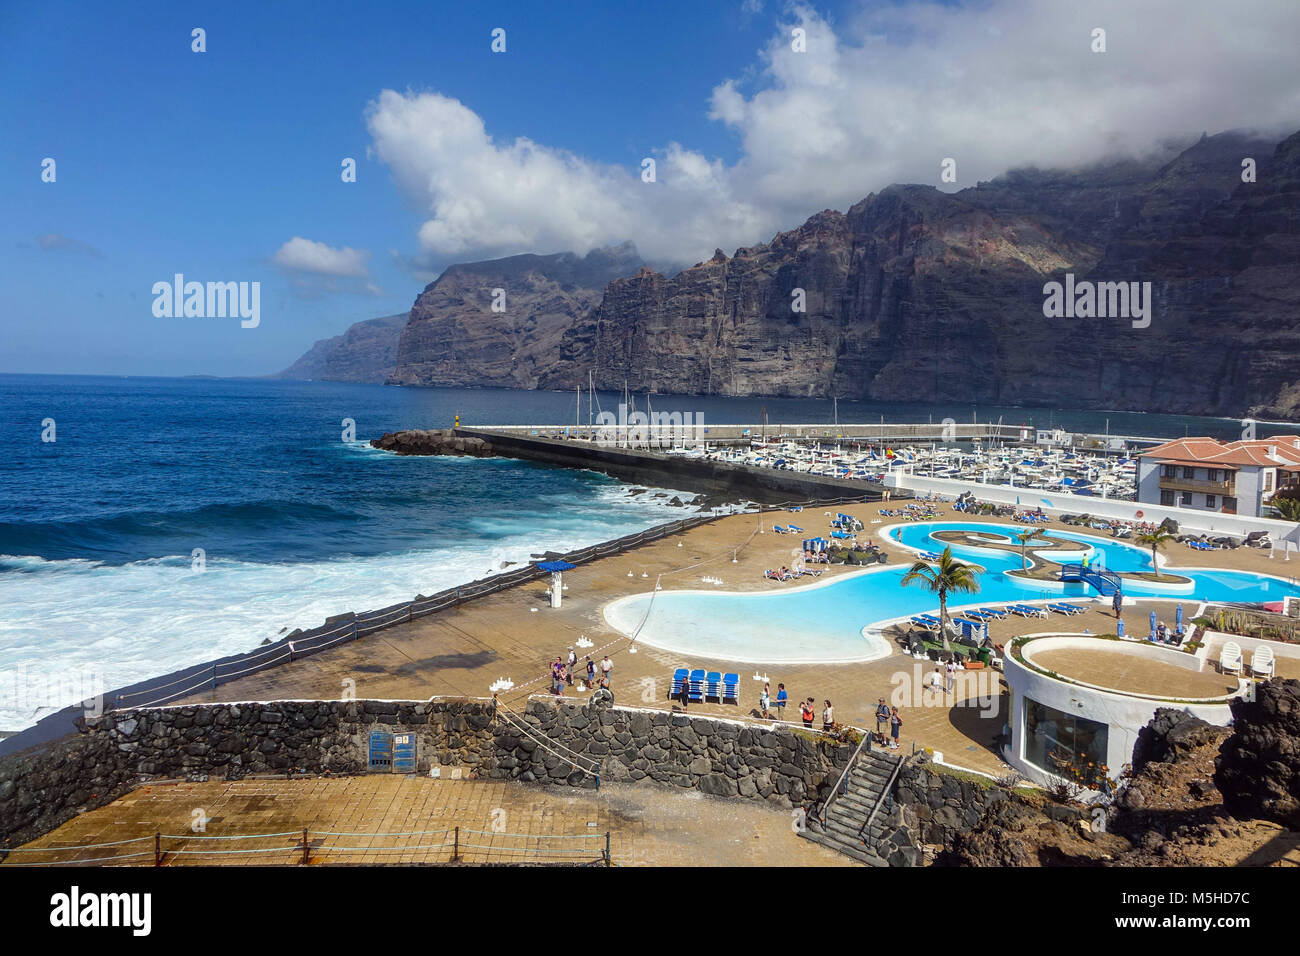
[602,521,1300,663]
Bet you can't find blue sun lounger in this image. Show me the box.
[788,524,805,533]
[962,609,994,621]
[978,607,1008,619]
[773,525,789,533]
[910,614,941,629]
[721,672,739,703]
[1048,603,1083,615]
[671,668,689,697]
[688,668,706,702]
[1009,603,1048,618]
[706,671,721,700]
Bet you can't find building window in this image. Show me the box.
[1024,697,1110,789]
[1181,492,1192,506]
[1224,496,1237,512]
[1206,494,1216,508]
[1183,466,1196,479]
[1264,471,1274,492]
[1207,469,1220,482]
[1160,490,1175,506]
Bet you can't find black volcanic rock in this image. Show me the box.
[1215,678,1300,827]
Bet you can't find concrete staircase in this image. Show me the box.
[800,747,902,866]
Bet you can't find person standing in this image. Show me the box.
[1112,589,1123,620]
[944,658,956,694]
[566,646,578,684]
[889,707,902,750]
[821,700,834,730]
[677,673,691,710]
[875,698,890,738]
[775,683,789,721]
[760,683,771,719]
[600,655,613,683]
[585,656,596,686]
[800,699,815,728]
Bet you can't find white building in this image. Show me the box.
[1136,436,1300,517]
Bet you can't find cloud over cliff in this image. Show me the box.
[366,0,1300,269]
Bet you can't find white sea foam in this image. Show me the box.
[0,486,699,730]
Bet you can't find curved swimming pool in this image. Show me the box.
[602,521,1300,663]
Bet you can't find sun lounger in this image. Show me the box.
[721,673,739,703]
[671,668,689,697]
[978,607,1008,619]
[788,524,805,533]
[1009,603,1048,618]
[705,671,721,700]
[1047,603,1082,615]
[910,614,940,629]
[688,668,706,702]
[773,525,788,534]
[1063,603,1090,613]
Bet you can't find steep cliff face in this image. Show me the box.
[387,243,643,388]
[389,128,1300,417]
[274,313,406,383]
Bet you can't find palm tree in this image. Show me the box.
[901,546,981,650]
[1273,496,1300,522]
[1135,529,1175,578]
[1015,527,1046,572]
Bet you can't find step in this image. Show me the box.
[799,828,887,867]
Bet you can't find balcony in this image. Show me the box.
[1158,475,1235,495]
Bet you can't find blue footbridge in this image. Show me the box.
[1059,565,1123,596]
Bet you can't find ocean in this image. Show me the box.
[0,374,1292,730]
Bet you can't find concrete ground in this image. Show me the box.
[169,505,1300,778]
[2,775,851,868]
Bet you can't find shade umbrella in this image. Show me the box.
[1149,610,1158,642]
[1117,619,1126,638]
[1176,603,1184,635]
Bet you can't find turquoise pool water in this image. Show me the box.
[603,521,1300,663]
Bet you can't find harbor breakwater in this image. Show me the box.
[453,427,896,504]
[0,697,859,850]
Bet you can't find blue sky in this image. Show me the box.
[3,0,1298,377]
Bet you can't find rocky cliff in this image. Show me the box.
[388,128,1300,417]
[387,243,644,389]
[275,313,406,383]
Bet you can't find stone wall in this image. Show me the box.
[1,697,854,849]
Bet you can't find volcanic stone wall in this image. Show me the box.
[0,697,855,848]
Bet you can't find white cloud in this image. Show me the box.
[366,0,1300,269]
[272,237,371,277]
[35,233,102,257]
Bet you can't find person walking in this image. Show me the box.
[944,658,956,694]
[821,700,834,731]
[1112,589,1123,620]
[775,683,789,721]
[889,707,902,750]
[800,698,815,728]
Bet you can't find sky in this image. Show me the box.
[3,0,1300,377]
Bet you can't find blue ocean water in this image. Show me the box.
[2,374,1296,729]
[0,376,707,729]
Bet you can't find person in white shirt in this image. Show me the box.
[601,655,613,681]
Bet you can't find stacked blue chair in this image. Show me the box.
[671,668,689,698]
[705,671,722,700]
[721,673,739,703]
[688,668,706,703]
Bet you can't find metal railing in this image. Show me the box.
[1,826,611,867]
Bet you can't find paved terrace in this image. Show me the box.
[173,507,1300,777]
[3,776,849,867]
